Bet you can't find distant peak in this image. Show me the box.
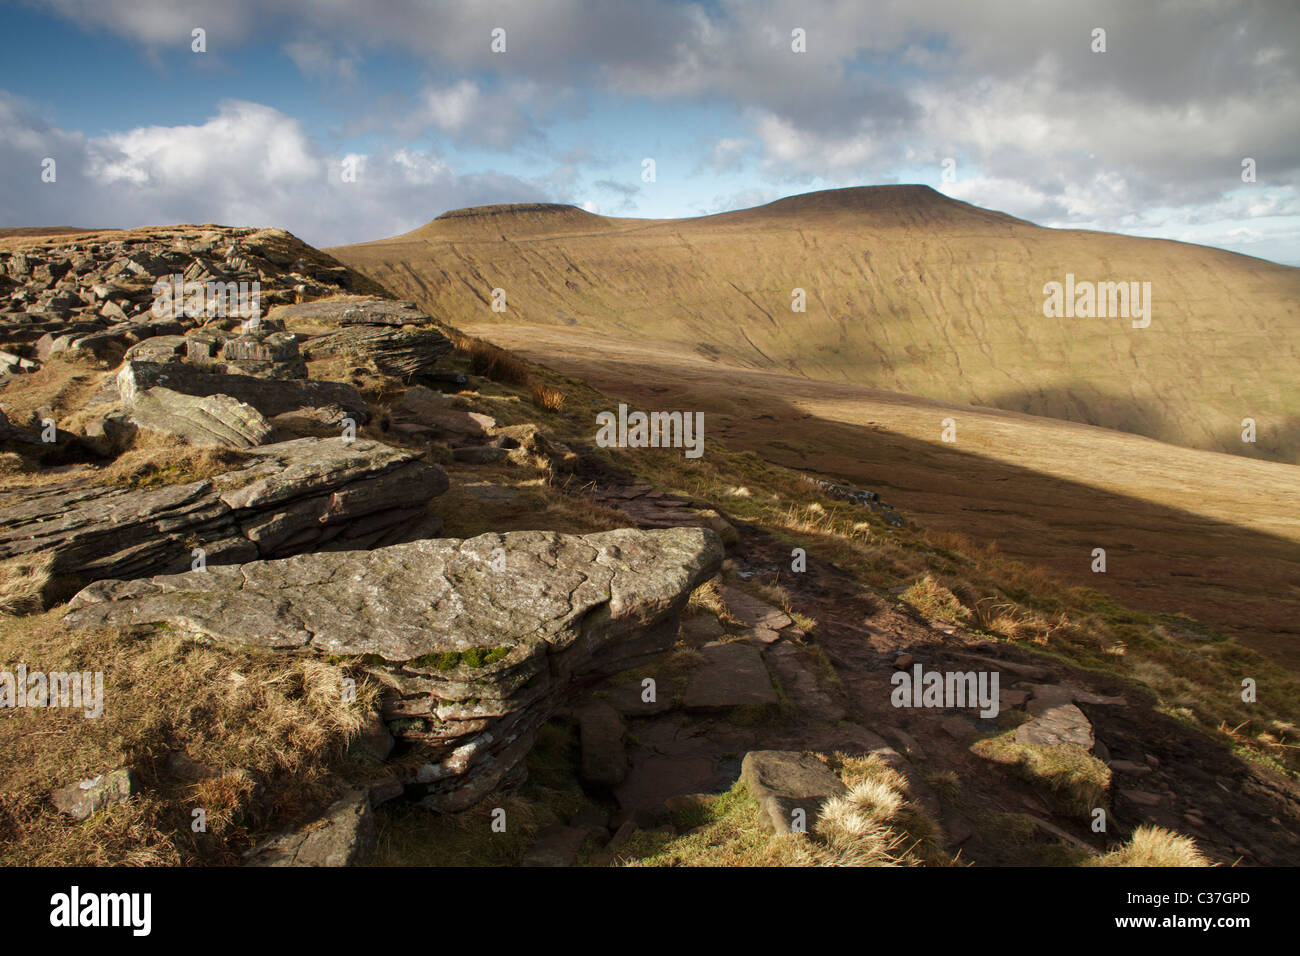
[435,202,594,221]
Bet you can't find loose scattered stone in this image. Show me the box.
[51,769,137,822]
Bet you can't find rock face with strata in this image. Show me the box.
[65,526,724,810]
[123,386,274,448]
[0,438,448,582]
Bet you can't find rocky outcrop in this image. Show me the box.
[272,297,434,327]
[0,226,388,381]
[301,325,452,379]
[65,526,725,810]
[0,438,448,582]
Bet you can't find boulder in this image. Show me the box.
[220,329,307,379]
[124,387,274,448]
[391,385,495,439]
[123,334,188,364]
[66,527,724,810]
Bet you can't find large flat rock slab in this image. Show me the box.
[66,527,724,811]
[722,585,793,631]
[740,750,846,834]
[683,641,778,711]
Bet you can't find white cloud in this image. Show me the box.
[0,95,550,246]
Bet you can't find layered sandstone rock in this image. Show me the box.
[66,526,724,810]
[0,438,448,581]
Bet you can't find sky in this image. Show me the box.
[0,0,1297,264]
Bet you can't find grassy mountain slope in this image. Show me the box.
[331,185,1300,463]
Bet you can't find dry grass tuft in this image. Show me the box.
[0,610,381,865]
[530,383,567,412]
[455,336,531,386]
[901,573,970,624]
[100,435,251,489]
[972,735,1112,818]
[0,553,55,615]
[1092,825,1212,867]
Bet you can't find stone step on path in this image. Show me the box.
[587,483,738,543]
[521,825,593,867]
[722,585,793,631]
[764,643,846,723]
[740,750,847,835]
[683,641,780,711]
[1011,682,1127,752]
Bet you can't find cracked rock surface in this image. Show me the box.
[65,526,724,810]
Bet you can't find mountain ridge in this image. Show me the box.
[331,185,1300,463]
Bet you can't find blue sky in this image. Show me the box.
[1,0,1297,264]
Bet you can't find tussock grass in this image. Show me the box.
[619,753,945,867]
[454,335,531,386]
[0,610,380,865]
[0,554,55,615]
[530,383,567,412]
[1092,825,1212,867]
[901,574,970,624]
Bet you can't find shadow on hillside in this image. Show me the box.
[573,366,1300,670]
[985,385,1300,465]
